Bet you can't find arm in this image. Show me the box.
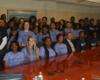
[34,46,40,60]
[39,47,45,59]
[3,54,9,68]
[3,61,8,69]
[0,36,7,50]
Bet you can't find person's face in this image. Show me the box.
[58,35,64,43]
[24,22,30,30]
[84,19,89,24]
[11,43,18,52]
[45,38,52,47]
[0,20,5,28]
[97,20,100,24]
[80,21,84,26]
[28,37,36,47]
[42,18,47,24]
[1,14,6,20]
[79,32,85,38]
[12,31,17,37]
[90,20,95,25]
[9,21,15,28]
[90,20,94,24]
[71,17,75,22]
[60,20,64,25]
[42,27,48,33]
[67,33,73,40]
[66,22,72,28]
[92,32,97,38]
[33,27,38,33]
[38,18,42,24]
[50,23,56,29]
[20,19,24,24]
[51,18,55,23]
[31,18,36,23]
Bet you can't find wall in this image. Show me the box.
[0,0,100,21]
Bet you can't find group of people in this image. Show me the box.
[0,14,100,70]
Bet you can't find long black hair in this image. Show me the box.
[43,37,50,59]
[43,37,57,59]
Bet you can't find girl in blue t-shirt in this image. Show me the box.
[3,41,25,68]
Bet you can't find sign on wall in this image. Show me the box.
[7,10,37,20]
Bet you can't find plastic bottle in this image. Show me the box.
[38,72,44,80]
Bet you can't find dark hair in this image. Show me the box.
[79,31,85,34]
[9,29,18,39]
[7,19,18,29]
[42,16,47,21]
[50,22,56,26]
[90,18,94,22]
[18,18,24,23]
[22,20,31,30]
[43,37,51,59]
[56,34,64,41]
[9,41,19,51]
[29,16,37,23]
[27,36,33,41]
[79,19,84,23]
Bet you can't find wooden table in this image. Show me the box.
[0,47,100,80]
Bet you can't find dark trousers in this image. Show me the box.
[0,49,7,70]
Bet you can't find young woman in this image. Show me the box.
[49,22,61,42]
[7,20,18,39]
[54,34,68,72]
[18,18,25,31]
[54,34,68,55]
[29,16,37,30]
[22,36,40,63]
[42,26,49,39]
[39,37,56,59]
[7,29,18,50]
[18,21,36,48]
[3,41,25,68]
[32,27,42,44]
[39,37,57,74]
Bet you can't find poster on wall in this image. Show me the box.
[7,10,37,20]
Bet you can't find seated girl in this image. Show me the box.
[22,36,40,63]
[39,37,56,59]
[3,41,25,68]
[54,34,68,72]
[39,37,57,73]
[54,34,68,56]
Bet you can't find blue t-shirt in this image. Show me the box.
[54,43,68,55]
[3,51,25,67]
[18,31,36,46]
[22,47,37,63]
[49,30,60,42]
[39,47,56,59]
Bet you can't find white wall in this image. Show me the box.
[0,0,100,21]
